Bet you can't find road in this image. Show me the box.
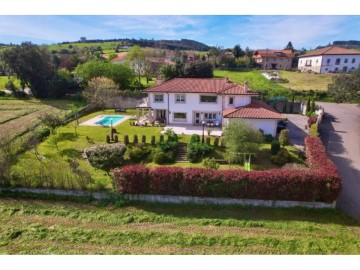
[319,102,360,220]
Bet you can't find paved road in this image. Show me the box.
[319,102,360,220]
[285,114,308,147]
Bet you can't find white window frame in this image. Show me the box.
[173,112,187,122]
[154,94,164,103]
[305,59,312,66]
[175,94,186,103]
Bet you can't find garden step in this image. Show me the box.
[176,142,188,162]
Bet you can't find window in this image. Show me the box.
[335,58,341,65]
[173,113,186,121]
[204,113,217,120]
[300,60,302,64]
[335,67,339,72]
[200,96,217,103]
[352,58,356,64]
[305,59,312,66]
[344,58,348,64]
[229,97,234,105]
[154,94,164,102]
[342,66,348,73]
[327,59,331,64]
[316,59,318,64]
[175,94,186,103]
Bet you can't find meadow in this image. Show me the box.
[45,41,129,54]
[279,71,335,91]
[0,197,359,254]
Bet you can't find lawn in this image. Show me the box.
[0,197,359,254]
[279,71,335,91]
[214,70,288,97]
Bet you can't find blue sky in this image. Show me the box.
[1,15,360,50]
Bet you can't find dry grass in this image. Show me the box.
[279,71,335,91]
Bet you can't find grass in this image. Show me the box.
[0,197,359,254]
[45,42,129,54]
[279,71,335,91]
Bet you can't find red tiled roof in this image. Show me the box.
[253,49,295,59]
[223,100,286,119]
[143,78,258,95]
[299,46,360,58]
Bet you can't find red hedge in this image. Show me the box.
[112,136,342,203]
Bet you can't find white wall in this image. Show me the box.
[320,55,360,73]
[298,56,323,73]
[227,118,278,137]
[223,95,251,110]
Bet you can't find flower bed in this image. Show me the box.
[112,136,341,203]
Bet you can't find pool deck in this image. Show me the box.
[80,115,131,127]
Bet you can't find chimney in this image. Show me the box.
[156,76,163,85]
[244,81,249,92]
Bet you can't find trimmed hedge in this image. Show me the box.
[113,136,341,203]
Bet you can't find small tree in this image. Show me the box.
[39,113,63,134]
[203,157,219,170]
[305,99,311,114]
[82,77,118,110]
[279,129,290,146]
[222,119,263,164]
[310,99,315,113]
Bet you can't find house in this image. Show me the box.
[253,49,295,70]
[138,78,285,136]
[298,46,360,74]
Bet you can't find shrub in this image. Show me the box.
[39,113,63,133]
[35,127,51,142]
[213,137,219,147]
[264,134,274,143]
[279,129,290,146]
[187,142,213,163]
[153,148,174,164]
[271,140,281,155]
[128,146,151,163]
[271,148,291,165]
[106,135,111,143]
[157,140,177,152]
[84,143,126,172]
[112,165,149,194]
[159,134,164,142]
[205,137,210,145]
[133,135,138,144]
[307,116,318,127]
[203,157,219,170]
[124,135,129,145]
[305,98,311,114]
[190,134,200,144]
[114,134,119,143]
[309,123,319,137]
[141,135,146,144]
[151,136,155,145]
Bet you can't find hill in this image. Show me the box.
[316,40,360,50]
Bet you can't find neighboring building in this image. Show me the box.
[298,46,360,73]
[253,49,295,70]
[139,78,285,136]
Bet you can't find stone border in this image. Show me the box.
[80,115,131,126]
[1,188,335,209]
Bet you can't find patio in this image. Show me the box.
[161,124,223,136]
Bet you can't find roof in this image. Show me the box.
[143,78,258,95]
[299,46,360,58]
[253,49,295,59]
[223,100,286,119]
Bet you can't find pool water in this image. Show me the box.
[95,115,124,126]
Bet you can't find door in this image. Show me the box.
[195,112,200,125]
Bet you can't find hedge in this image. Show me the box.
[112,136,341,203]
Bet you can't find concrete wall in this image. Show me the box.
[299,54,360,73]
[223,95,251,110]
[298,56,323,73]
[243,118,277,137]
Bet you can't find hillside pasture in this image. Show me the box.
[45,42,130,54]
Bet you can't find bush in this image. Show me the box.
[190,134,200,144]
[133,135,138,144]
[187,142,213,163]
[279,129,290,146]
[84,143,126,172]
[307,116,318,127]
[309,123,319,137]
[128,146,152,163]
[35,127,51,142]
[203,157,219,170]
[106,135,111,143]
[153,148,174,164]
[264,134,274,143]
[271,148,291,165]
[205,137,211,145]
[114,134,119,143]
[151,136,155,145]
[113,136,342,203]
[141,135,146,144]
[271,140,281,155]
[213,137,219,147]
[159,134,164,142]
[124,135,129,145]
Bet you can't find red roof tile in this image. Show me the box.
[253,49,294,59]
[143,78,258,95]
[223,100,286,119]
[299,46,360,58]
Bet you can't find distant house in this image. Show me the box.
[253,49,295,70]
[139,78,285,136]
[298,46,360,73]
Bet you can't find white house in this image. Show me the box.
[138,78,285,136]
[298,46,360,74]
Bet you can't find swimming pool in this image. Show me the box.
[95,115,125,126]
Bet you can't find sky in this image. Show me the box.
[1,15,360,50]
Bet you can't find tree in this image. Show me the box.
[222,119,263,164]
[284,41,294,51]
[183,61,213,78]
[74,59,134,89]
[233,44,245,58]
[82,77,118,109]
[48,68,79,98]
[1,42,56,98]
[328,68,360,104]
[305,98,311,114]
[39,113,63,134]
[160,64,178,81]
[127,45,146,82]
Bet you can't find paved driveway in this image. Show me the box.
[319,102,360,220]
[285,114,308,147]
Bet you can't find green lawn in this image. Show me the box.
[279,71,335,91]
[0,197,359,254]
[214,70,289,97]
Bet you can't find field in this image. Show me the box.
[45,42,129,54]
[279,71,335,91]
[0,197,359,254]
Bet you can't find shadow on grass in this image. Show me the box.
[58,132,78,142]
[134,202,360,226]
[60,148,82,159]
